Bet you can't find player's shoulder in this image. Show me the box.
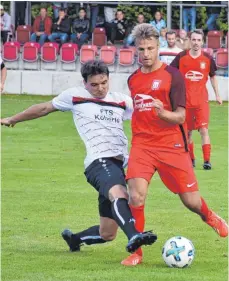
[201,51,213,61]
[164,64,184,78]
[61,86,89,98]
[109,91,132,103]
[127,68,141,85]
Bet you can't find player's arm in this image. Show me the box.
[209,56,222,105]
[152,100,185,124]
[210,75,222,105]
[152,68,186,124]
[1,61,7,92]
[1,101,57,127]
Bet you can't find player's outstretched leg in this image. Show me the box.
[62,225,107,252]
[110,192,157,252]
[179,192,228,237]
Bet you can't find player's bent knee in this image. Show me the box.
[182,198,201,212]
[108,185,128,201]
[129,191,146,206]
[199,127,209,137]
[100,231,117,241]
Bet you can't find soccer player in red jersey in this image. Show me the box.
[170,30,222,169]
[121,24,228,267]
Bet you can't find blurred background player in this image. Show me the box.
[121,23,228,267]
[171,30,222,169]
[1,60,157,262]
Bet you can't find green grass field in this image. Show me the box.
[1,95,228,281]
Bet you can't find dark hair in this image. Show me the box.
[79,7,86,13]
[138,13,145,17]
[81,60,109,82]
[166,30,176,38]
[40,7,47,11]
[116,10,125,17]
[190,29,204,39]
[59,8,65,13]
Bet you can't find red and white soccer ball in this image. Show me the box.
[162,236,195,268]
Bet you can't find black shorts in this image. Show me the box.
[84,157,126,219]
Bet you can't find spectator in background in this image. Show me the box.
[150,11,166,33]
[89,3,99,34]
[52,2,68,19]
[159,31,182,65]
[48,8,71,44]
[206,1,221,31]
[124,13,145,47]
[71,8,89,48]
[0,4,11,44]
[182,1,196,32]
[15,1,27,29]
[31,7,52,46]
[159,27,168,48]
[176,29,191,50]
[105,10,128,45]
[0,53,7,93]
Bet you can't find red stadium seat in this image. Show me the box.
[202,48,214,57]
[128,46,137,56]
[92,28,107,47]
[41,42,59,62]
[100,45,116,65]
[22,42,40,62]
[2,41,20,61]
[80,45,98,64]
[119,48,135,66]
[16,25,32,45]
[60,43,78,63]
[206,31,223,49]
[215,48,228,68]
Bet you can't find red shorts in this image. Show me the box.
[126,146,199,194]
[186,102,209,131]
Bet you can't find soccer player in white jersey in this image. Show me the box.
[1,60,157,260]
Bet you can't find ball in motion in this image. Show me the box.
[162,236,195,268]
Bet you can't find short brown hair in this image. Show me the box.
[131,23,159,43]
[166,30,176,38]
[190,29,204,39]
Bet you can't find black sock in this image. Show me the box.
[111,198,139,240]
[73,225,107,245]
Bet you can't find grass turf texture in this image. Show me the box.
[1,95,228,281]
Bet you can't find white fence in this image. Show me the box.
[4,70,229,101]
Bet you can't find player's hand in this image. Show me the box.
[0,82,4,93]
[151,98,164,114]
[1,117,16,127]
[216,96,223,105]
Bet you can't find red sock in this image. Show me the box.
[202,144,211,162]
[200,197,210,221]
[130,205,145,256]
[188,142,195,160]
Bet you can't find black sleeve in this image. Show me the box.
[1,62,5,70]
[170,53,181,69]
[209,57,217,77]
[169,69,186,111]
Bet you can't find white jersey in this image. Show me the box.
[159,46,183,65]
[52,87,133,169]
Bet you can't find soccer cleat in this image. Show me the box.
[192,159,196,168]
[121,253,143,266]
[61,229,81,252]
[203,161,211,170]
[126,231,157,253]
[206,211,228,237]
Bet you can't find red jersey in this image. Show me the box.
[128,63,188,152]
[171,50,217,108]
